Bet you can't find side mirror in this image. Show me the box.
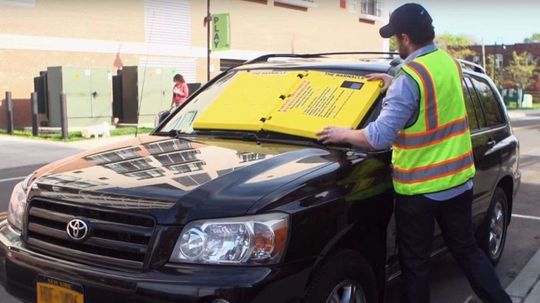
[155,110,170,127]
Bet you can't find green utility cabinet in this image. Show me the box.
[118,66,175,126]
[47,66,113,129]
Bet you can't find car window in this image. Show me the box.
[468,76,505,127]
[462,80,480,131]
[464,77,487,129]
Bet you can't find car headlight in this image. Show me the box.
[7,182,28,232]
[7,173,34,232]
[170,213,289,265]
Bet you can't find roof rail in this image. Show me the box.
[457,59,486,74]
[245,52,399,65]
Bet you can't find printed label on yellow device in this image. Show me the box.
[263,72,382,138]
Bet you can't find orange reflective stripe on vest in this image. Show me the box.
[407,61,438,130]
[393,150,474,184]
[394,116,469,149]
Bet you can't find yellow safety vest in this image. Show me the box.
[392,49,476,195]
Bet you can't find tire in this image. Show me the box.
[478,187,509,265]
[303,250,378,303]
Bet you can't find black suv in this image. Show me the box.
[0,53,520,303]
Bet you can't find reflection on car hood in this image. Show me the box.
[29,135,334,224]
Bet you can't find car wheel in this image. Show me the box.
[478,187,509,265]
[303,250,378,303]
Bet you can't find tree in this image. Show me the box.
[435,33,476,59]
[504,51,538,106]
[389,36,397,52]
[524,33,540,43]
[485,54,505,87]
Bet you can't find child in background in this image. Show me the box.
[171,74,189,108]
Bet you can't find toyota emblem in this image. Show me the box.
[66,219,90,241]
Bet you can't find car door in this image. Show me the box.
[465,75,508,224]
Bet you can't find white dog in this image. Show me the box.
[81,122,111,139]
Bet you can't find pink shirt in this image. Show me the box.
[173,82,189,105]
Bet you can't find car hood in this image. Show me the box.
[28,135,335,224]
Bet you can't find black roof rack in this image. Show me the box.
[457,59,486,74]
[245,52,399,65]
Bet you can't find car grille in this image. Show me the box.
[24,198,156,270]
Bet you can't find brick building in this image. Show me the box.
[465,42,540,100]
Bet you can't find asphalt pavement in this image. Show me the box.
[0,113,539,302]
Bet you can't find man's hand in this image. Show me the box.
[366,73,394,92]
[317,127,374,150]
[316,126,353,145]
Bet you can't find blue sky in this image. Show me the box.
[387,0,540,45]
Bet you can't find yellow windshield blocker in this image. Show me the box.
[193,70,382,139]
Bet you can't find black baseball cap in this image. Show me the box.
[379,3,433,38]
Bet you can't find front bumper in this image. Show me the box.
[0,222,311,303]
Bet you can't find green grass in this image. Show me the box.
[110,127,153,136]
[505,101,540,110]
[0,127,153,142]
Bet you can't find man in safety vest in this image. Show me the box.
[317,3,511,303]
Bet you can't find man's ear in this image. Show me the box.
[401,33,411,46]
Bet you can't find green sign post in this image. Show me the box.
[212,13,230,51]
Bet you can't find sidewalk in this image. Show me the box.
[507,109,540,120]
[506,248,540,303]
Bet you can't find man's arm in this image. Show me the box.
[317,74,419,149]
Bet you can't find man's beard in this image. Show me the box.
[398,46,409,59]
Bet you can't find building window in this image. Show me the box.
[169,161,205,175]
[527,54,535,65]
[144,0,190,47]
[340,0,361,13]
[104,158,152,174]
[125,168,166,180]
[274,0,317,10]
[495,54,504,69]
[241,0,268,4]
[361,0,382,16]
[86,147,141,165]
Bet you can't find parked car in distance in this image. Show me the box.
[0,53,520,303]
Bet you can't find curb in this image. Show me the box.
[506,248,540,302]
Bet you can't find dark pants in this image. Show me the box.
[395,189,511,303]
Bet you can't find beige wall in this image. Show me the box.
[0,0,145,42]
[190,0,385,53]
[0,49,139,97]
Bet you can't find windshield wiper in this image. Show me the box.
[161,129,260,142]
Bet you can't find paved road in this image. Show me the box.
[0,121,539,303]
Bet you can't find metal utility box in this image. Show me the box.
[47,67,113,129]
[33,71,48,115]
[116,66,175,126]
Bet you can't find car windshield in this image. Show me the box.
[159,68,383,140]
